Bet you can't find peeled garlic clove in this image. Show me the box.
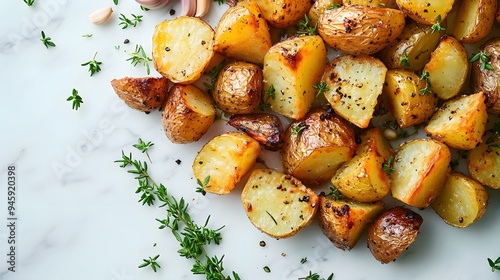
[195,0,210,17]
[89,6,113,25]
[135,0,171,9]
[181,0,197,16]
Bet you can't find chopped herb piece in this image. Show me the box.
[470,52,494,71]
[138,255,161,272]
[297,14,318,36]
[127,44,152,75]
[40,31,56,48]
[81,52,102,77]
[313,81,329,97]
[431,15,445,34]
[67,89,83,111]
[119,13,143,29]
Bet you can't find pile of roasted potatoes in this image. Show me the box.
[111,0,500,264]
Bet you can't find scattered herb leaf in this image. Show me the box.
[265,84,276,100]
[140,5,150,11]
[488,257,500,272]
[382,155,395,173]
[113,0,118,5]
[291,122,308,138]
[23,0,35,6]
[82,33,93,38]
[263,266,271,273]
[138,255,161,272]
[419,70,432,95]
[300,257,308,264]
[127,44,152,75]
[297,14,318,36]
[470,52,494,71]
[486,123,500,148]
[81,52,102,77]
[313,81,329,98]
[203,61,225,93]
[196,175,210,195]
[299,271,334,280]
[326,186,344,201]
[119,13,143,29]
[40,31,56,48]
[133,138,154,163]
[67,89,83,111]
[431,15,445,34]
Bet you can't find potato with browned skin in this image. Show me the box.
[228,113,284,151]
[111,76,169,112]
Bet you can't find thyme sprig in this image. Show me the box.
[326,186,344,201]
[488,256,500,272]
[470,52,494,71]
[40,31,56,48]
[81,52,102,77]
[291,122,308,138]
[133,138,154,163]
[298,271,334,280]
[264,84,276,100]
[203,62,225,94]
[119,13,143,29]
[138,255,161,272]
[382,155,395,173]
[419,70,432,95]
[23,0,35,6]
[127,44,152,75]
[196,175,210,195]
[67,89,83,111]
[431,15,445,34]
[313,81,329,98]
[486,123,500,148]
[297,14,318,36]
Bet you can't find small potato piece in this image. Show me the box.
[318,5,405,55]
[307,0,343,27]
[451,0,497,44]
[472,37,500,115]
[467,131,500,189]
[214,1,272,65]
[383,69,438,128]
[425,92,487,150]
[395,0,454,25]
[213,61,262,114]
[357,127,394,161]
[228,113,284,151]
[343,0,397,7]
[391,139,451,208]
[254,0,313,28]
[111,76,169,112]
[263,35,327,120]
[241,169,319,239]
[367,206,423,264]
[319,195,384,250]
[193,132,260,195]
[431,172,488,228]
[321,55,387,128]
[162,84,215,143]
[282,108,357,186]
[153,17,214,84]
[422,35,469,100]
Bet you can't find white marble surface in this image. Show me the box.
[1,1,500,280]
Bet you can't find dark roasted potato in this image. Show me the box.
[213,61,262,114]
[472,37,500,115]
[111,76,169,112]
[367,206,423,264]
[228,113,284,151]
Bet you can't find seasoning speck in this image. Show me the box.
[169,9,176,16]
[175,159,182,165]
[124,39,130,44]
[259,240,266,247]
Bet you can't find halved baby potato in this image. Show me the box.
[111,76,169,112]
[254,0,313,28]
[451,0,497,44]
[467,131,500,189]
[395,0,454,25]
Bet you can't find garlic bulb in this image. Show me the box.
[134,0,171,9]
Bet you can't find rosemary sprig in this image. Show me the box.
[23,0,35,6]
[488,256,500,272]
[40,31,56,48]
[431,15,445,34]
[313,81,329,98]
[138,255,161,272]
[297,14,317,36]
[470,52,494,71]
[67,89,83,111]
[81,52,102,77]
[299,271,334,280]
[127,44,152,75]
[119,13,143,29]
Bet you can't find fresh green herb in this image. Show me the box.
[23,0,35,6]
[378,3,385,6]
[203,61,225,93]
[383,120,417,139]
[196,175,210,195]
[113,0,118,5]
[329,3,341,9]
[400,51,410,67]
[300,257,308,264]
[263,266,271,273]
[297,14,318,36]
[431,15,445,34]
[313,81,329,98]
[81,52,102,77]
[119,13,143,29]
[127,44,152,75]
[488,257,500,272]
[291,122,307,138]
[470,52,494,71]
[264,85,276,100]
[382,155,395,173]
[140,5,150,11]
[258,102,272,111]
[486,123,500,148]
[40,31,55,48]
[326,186,344,201]
[214,0,224,5]
[138,255,161,272]
[419,70,432,95]
[67,89,83,111]
[115,45,120,51]
[299,271,334,280]
[82,33,93,38]
[133,138,154,163]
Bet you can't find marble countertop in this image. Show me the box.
[1,1,500,279]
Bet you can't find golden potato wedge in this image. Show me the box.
[152,17,215,84]
[450,0,497,44]
[319,194,384,250]
[213,61,262,114]
[161,84,215,144]
[425,92,487,150]
[382,69,438,128]
[422,35,468,100]
[431,172,488,228]
[395,0,454,25]
[193,132,260,195]
[263,35,327,120]
[321,55,388,128]
[367,206,423,264]
[282,108,357,186]
[254,0,313,28]
[214,0,272,65]
[241,169,319,239]
[467,130,500,189]
[391,139,451,208]
[228,113,284,151]
[111,76,169,112]
[472,37,500,115]
[377,20,443,72]
[357,127,394,161]
[343,0,396,7]
[307,0,343,27]
[318,5,405,55]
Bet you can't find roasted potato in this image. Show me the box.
[395,0,454,25]
[214,0,272,65]
[425,92,487,150]
[111,76,169,112]
[282,108,357,186]
[472,37,500,115]
[263,35,327,120]
[450,0,497,44]
[254,0,313,28]
[318,5,405,55]
[152,17,215,84]
[391,139,451,208]
[331,128,394,202]
[431,172,488,228]
[322,54,388,128]
[343,0,397,7]
[422,35,468,100]
[161,84,215,144]
[367,206,423,264]
[307,0,343,27]
[319,194,385,250]
[377,20,443,72]
[467,130,500,189]
[241,169,319,239]
[213,61,262,114]
[193,132,260,195]
[382,69,438,128]
[228,113,284,151]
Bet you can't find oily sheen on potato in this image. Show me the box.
[467,131,500,189]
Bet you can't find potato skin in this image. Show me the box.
[451,0,497,44]
[472,37,500,115]
[213,61,262,114]
[254,0,313,28]
[228,113,284,151]
[467,131,500,189]
[396,0,454,25]
[367,206,423,264]
[111,76,169,112]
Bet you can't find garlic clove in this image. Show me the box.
[135,0,171,9]
[195,0,210,17]
[89,6,113,25]
[180,0,197,16]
